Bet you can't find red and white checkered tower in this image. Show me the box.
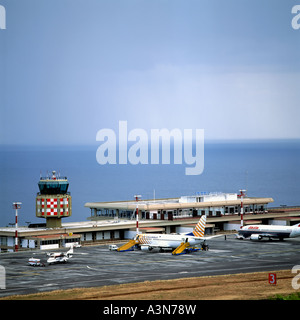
[36,171,72,228]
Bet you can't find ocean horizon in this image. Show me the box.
[0,139,299,228]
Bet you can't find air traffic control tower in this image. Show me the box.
[36,171,72,228]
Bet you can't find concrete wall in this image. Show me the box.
[224,222,240,231]
[21,239,36,249]
[40,243,59,250]
[7,237,14,247]
[176,226,193,234]
[124,230,136,239]
[81,233,93,241]
[21,239,28,248]
[96,231,103,240]
[270,220,287,226]
[29,240,35,248]
[103,231,110,239]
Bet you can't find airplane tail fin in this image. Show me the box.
[192,215,206,238]
[293,222,300,228]
[67,246,74,256]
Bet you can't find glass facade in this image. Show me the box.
[38,180,69,195]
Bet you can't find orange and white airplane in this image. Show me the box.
[118,215,220,254]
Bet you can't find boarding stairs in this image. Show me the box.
[117,239,139,252]
[172,242,190,255]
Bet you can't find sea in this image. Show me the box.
[0,140,299,228]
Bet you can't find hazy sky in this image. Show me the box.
[1,0,300,145]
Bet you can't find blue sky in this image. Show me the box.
[1,0,300,145]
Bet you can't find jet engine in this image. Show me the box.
[141,246,152,251]
[250,234,262,241]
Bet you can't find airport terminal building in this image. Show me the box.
[0,171,299,252]
[85,192,271,221]
[2,191,294,253]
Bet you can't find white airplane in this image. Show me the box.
[237,221,300,241]
[46,246,73,264]
[118,215,219,255]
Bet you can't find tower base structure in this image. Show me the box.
[46,217,63,228]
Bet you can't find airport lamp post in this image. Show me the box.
[134,195,141,234]
[238,190,246,229]
[12,202,22,252]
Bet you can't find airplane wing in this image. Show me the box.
[66,246,74,256]
[201,234,227,240]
